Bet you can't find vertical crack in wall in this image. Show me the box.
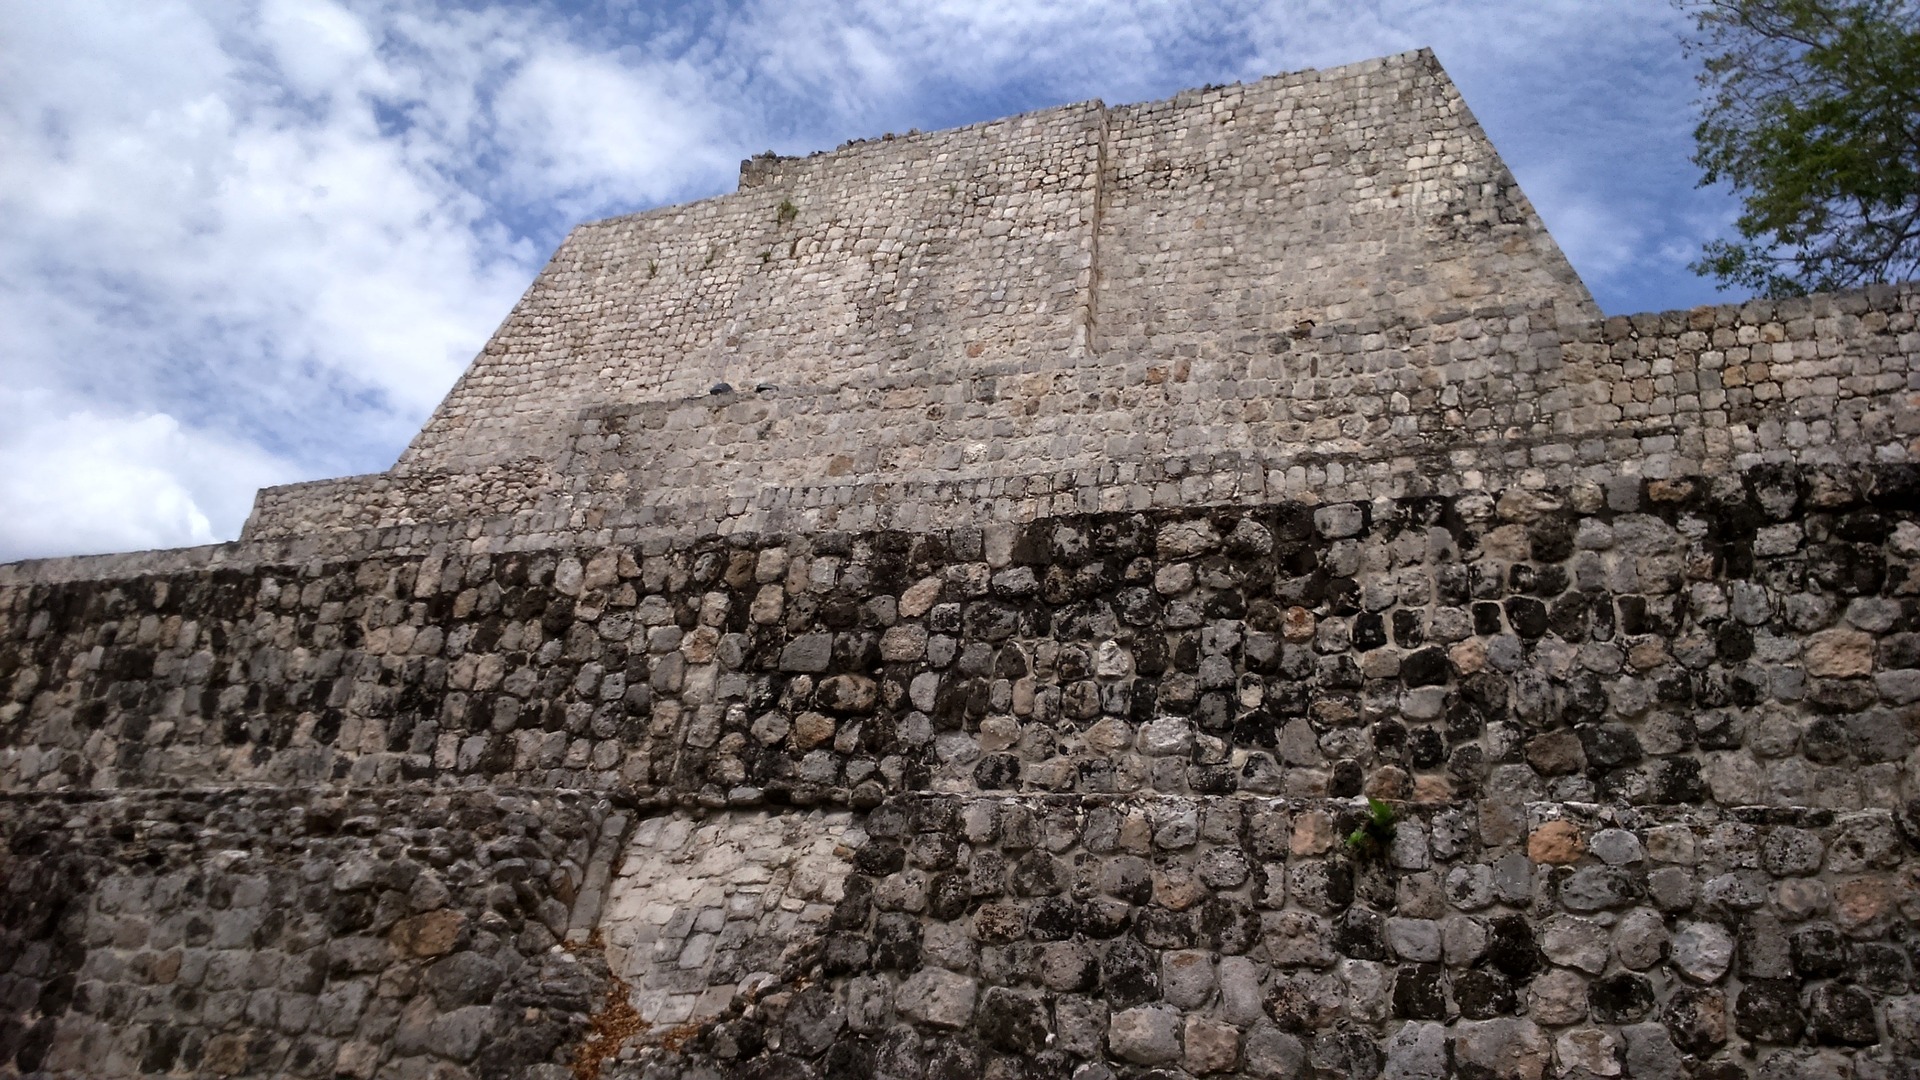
[1080,102,1112,360]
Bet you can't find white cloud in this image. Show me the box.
[0,0,1740,560]
[492,46,739,218]
[256,0,385,102]
[0,0,747,559]
[0,389,298,562]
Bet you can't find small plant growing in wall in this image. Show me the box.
[1345,798,1398,860]
[647,259,658,279]
[776,198,798,225]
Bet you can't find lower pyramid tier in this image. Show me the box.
[0,787,1913,1078]
[3,463,1919,1076]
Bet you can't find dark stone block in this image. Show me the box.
[1310,1031,1382,1080]
[1190,764,1238,794]
[831,876,873,930]
[1649,757,1706,803]
[1505,596,1549,639]
[976,987,1049,1055]
[1576,724,1643,770]
[1102,939,1160,1009]
[1801,717,1853,764]
[821,933,871,976]
[1010,854,1064,897]
[1330,760,1364,798]
[1409,727,1445,769]
[1402,648,1450,688]
[1735,979,1806,1044]
[1809,983,1879,1045]
[14,1016,56,1074]
[821,1036,875,1080]
[784,984,847,1056]
[1547,592,1589,641]
[872,912,921,970]
[1852,942,1911,992]
[1335,908,1387,961]
[1588,972,1655,1023]
[1076,897,1131,939]
[1790,924,1848,979]
[1133,908,1196,950]
[1530,517,1576,562]
[1196,896,1258,955]
[1393,609,1425,647]
[425,951,502,1009]
[1663,987,1729,1057]
[1266,972,1339,1032]
[856,844,905,876]
[1617,595,1650,635]
[1392,964,1448,1020]
[1026,897,1077,942]
[1806,677,1878,715]
[1473,602,1505,636]
[1483,915,1541,981]
[974,754,1021,790]
[1453,970,1515,1019]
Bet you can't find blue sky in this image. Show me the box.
[0,0,1739,561]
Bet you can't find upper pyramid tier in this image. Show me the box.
[393,48,1592,475]
[228,50,1909,557]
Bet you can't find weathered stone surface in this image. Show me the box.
[1382,1021,1448,1080]
[1540,915,1610,973]
[1621,1023,1684,1080]
[1663,987,1729,1057]
[1612,909,1669,971]
[1528,968,1590,1026]
[975,986,1048,1054]
[1803,629,1874,678]
[1807,984,1879,1046]
[1108,1005,1182,1065]
[390,909,466,958]
[1184,1015,1241,1075]
[896,969,977,1030]
[1244,1025,1308,1080]
[1736,980,1806,1044]
[1670,921,1735,984]
[1451,1018,1550,1080]
[1555,1026,1620,1078]
[1527,821,1585,865]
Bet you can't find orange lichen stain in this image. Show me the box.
[570,981,647,1080]
[568,933,647,1080]
[658,1022,705,1053]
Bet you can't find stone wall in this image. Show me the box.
[15,466,1920,811]
[240,48,1612,546]
[0,788,625,1079]
[393,98,1109,475]
[236,283,1919,556]
[10,467,1920,1076]
[231,49,1915,555]
[620,793,1920,1080]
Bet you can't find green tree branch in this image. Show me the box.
[1680,0,1920,295]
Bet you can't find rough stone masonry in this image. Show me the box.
[3,48,1919,1080]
